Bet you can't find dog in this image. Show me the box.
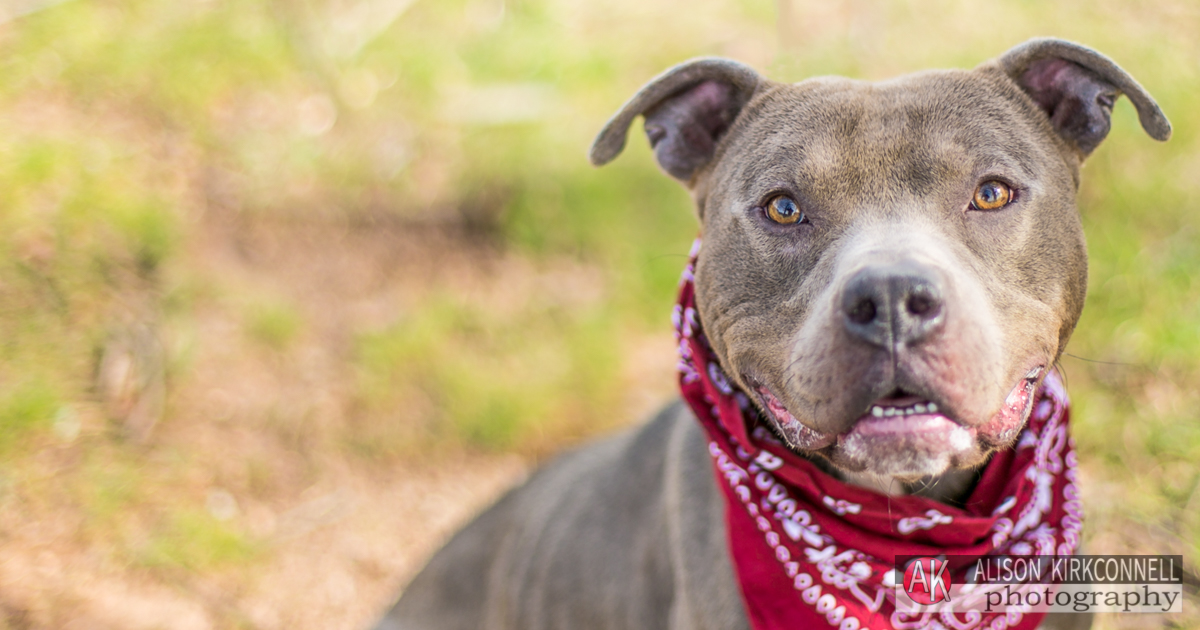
[372,38,1170,630]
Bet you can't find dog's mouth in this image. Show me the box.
[751,366,1045,477]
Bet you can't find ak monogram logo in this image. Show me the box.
[904,557,952,605]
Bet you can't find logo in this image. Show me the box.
[904,557,952,605]
[894,555,1184,615]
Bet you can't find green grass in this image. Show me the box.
[350,294,622,454]
[0,380,61,453]
[245,301,304,351]
[138,508,260,571]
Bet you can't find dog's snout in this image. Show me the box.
[841,264,946,348]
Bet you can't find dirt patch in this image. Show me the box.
[0,204,677,629]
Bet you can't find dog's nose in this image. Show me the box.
[841,264,945,348]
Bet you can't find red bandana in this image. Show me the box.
[673,239,1081,630]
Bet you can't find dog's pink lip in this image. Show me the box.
[752,385,837,450]
[972,364,1046,445]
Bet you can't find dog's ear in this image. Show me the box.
[997,38,1171,157]
[590,58,761,183]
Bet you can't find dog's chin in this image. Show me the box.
[753,366,1045,480]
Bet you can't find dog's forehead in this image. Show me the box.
[719,69,1046,201]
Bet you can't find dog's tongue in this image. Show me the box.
[837,409,974,476]
[844,411,970,449]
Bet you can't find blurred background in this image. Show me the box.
[0,0,1195,628]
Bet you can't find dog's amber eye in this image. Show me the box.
[766,195,804,224]
[972,181,1012,211]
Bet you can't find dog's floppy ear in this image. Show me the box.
[998,38,1171,157]
[590,58,761,183]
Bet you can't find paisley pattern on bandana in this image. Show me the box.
[674,238,1081,630]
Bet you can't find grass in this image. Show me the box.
[349,292,622,454]
[138,508,260,572]
[0,380,61,454]
[245,301,304,351]
[0,0,1195,627]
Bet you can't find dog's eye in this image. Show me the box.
[972,181,1012,211]
[765,195,805,224]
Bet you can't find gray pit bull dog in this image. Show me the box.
[373,38,1170,630]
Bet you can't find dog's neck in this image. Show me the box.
[838,468,981,503]
[803,446,982,504]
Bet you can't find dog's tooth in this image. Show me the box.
[928,402,938,413]
[904,408,914,415]
[885,407,896,417]
[871,406,883,418]
[914,404,927,414]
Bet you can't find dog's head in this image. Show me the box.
[592,39,1169,483]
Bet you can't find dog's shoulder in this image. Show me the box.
[379,402,745,630]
